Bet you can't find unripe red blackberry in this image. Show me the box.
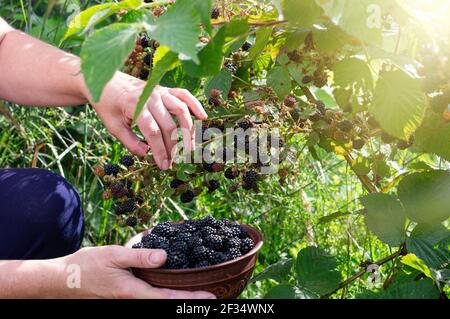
[228,91,238,99]
[210,89,222,98]
[284,95,297,107]
[93,165,105,177]
[208,97,221,107]
[102,190,113,201]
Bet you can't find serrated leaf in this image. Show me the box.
[295,247,342,295]
[147,0,201,63]
[406,237,450,270]
[398,170,450,225]
[81,23,139,102]
[192,0,212,33]
[249,27,272,59]
[264,285,297,299]
[204,69,232,99]
[410,223,450,245]
[381,279,440,299]
[312,24,352,54]
[415,112,450,161]
[283,0,322,28]
[133,50,179,121]
[161,65,201,94]
[401,254,432,278]
[334,58,373,91]
[369,70,426,140]
[267,66,292,98]
[372,159,391,178]
[361,193,406,247]
[252,259,294,283]
[351,157,371,176]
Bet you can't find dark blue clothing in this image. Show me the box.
[0,169,84,259]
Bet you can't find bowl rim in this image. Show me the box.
[126,223,264,274]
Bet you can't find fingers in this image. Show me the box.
[148,93,178,164]
[168,88,208,120]
[114,125,149,157]
[136,108,170,170]
[160,92,194,153]
[152,288,216,299]
[122,282,216,299]
[111,246,167,269]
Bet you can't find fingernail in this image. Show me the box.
[162,160,169,170]
[149,250,165,265]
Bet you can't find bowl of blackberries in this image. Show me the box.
[126,216,263,299]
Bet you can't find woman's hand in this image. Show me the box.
[58,246,216,299]
[89,72,208,170]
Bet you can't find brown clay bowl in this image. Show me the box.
[125,223,263,299]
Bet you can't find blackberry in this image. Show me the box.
[139,69,149,80]
[143,53,153,66]
[196,260,211,268]
[242,170,258,187]
[211,7,220,19]
[176,223,197,233]
[229,184,239,193]
[187,236,203,249]
[180,190,195,203]
[210,252,227,265]
[240,238,254,254]
[191,246,210,263]
[140,35,150,48]
[352,138,366,150]
[203,162,215,173]
[236,119,254,131]
[132,242,143,249]
[224,167,240,180]
[165,251,188,269]
[225,62,237,74]
[125,216,138,227]
[208,97,221,107]
[104,163,120,176]
[170,178,185,189]
[173,231,192,243]
[302,75,313,84]
[229,225,248,238]
[122,199,137,213]
[226,248,242,260]
[241,41,252,52]
[93,165,105,177]
[110,181,126,197]
[141,233,158,247]
[199,216,216,227]
[337,120,354,133]
[149,236,170,250]
[170,241,189,254]
[152,222,178,238]
[202,226,217,237]
[284,95,297,107]
[207,180,220,193]
[204,234,224,251]
[226,237,241,249]
[218,226,234,238]
[120,155,134,167]
[212,163,225,172]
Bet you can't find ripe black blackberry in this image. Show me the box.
[211,7,220,19]
[173,231,192,243]
[352,138,366,150]
[226,237,241,249]
[240,238,254,254]
[207,180,220,193]
[202,226,217,237]
[132,242,143,249]
[229,225,248,238]
[125,216,138,227]
[141,233,158,247]
[110,181,125,197]
[241,41,252,52]
[165,251,188,269]
[170,178,185,189]
[176,222,197,233]
[114,199,136,215]
[180,190,195,203]
[196,260,210,268]
[226,247,242,260]
[152,222,178,238]
[199,216,215,227]
[104,163,120,176]
[140,35,150,48]
[187,236,203,249]
[149,237,170,250]
[224,62,237,74]
[191,245,211,263]
[170,240,189,254]
[242,170,258,187]
[218,226,234,238]
[120,155,134,167]
[236,118,254,131]
[143,53,153,66]
[139,69,149,80]
[224,167,240,180]
[202,162,215,173]
[204,234,224,251]
[210,252,227,265]
[337,120,354,133]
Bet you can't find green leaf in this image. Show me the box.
[406,237,450,270]
[161,65,201,94]
[249,27,272,59]
[133,50,179,121]
[81,23,139,103]
[401,254,432,278]
[204,69,232,99]
[381,279,440,299]
[415,112,450,161]
[398,170,450,225]
[295,247,342,295]
[369,70,426,140]
[371,159,391,178]
[267,66,292,99]
[351,157,371,176]
[411,223,450,245]
[283,0,322,28]
[361,193,406,247]
[192,0,212,33]
[182,26,226,77]
[264,285,297,299]
[251,259,294,283]
[312,24,352,54]
[334,58,373,91]
[147,0,201,63]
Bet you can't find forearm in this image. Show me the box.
[0,17,89,106]
[0,258,66,298]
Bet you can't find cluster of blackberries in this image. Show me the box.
[132,216,255,269]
